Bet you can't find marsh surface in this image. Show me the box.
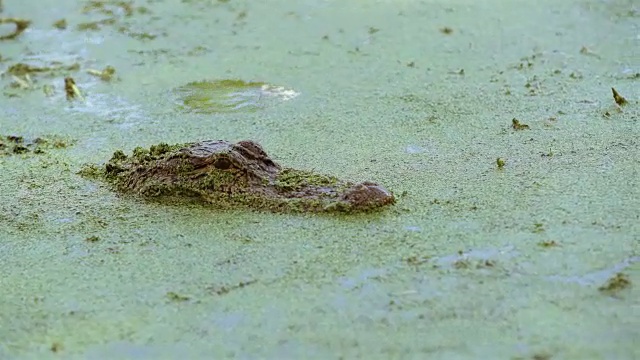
[1,0,638,359]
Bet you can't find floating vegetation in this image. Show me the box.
[81,0,137,17]
[77,0,156,40]
[598,272,631,295]
[532,223,545,233]
[173,79,299,114]
[87,65,116,81]
[166,291,190,302]
[611,87,627,106]
[537,240,559,248]
[207,280,258,296]
[77,18,116,31]
[10,74,33,89]
[511,118,530,130]
[579,45,600,58]
[0,135,74,156]
[64,77,83,101]
[4,62,81,77]
[53,19,68,30]
[1,60,84,98]
[0,18,31,40]
[42,84,55,97]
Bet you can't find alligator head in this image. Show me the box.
[91,140,395,213]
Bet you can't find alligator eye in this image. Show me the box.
[213,158,232,170]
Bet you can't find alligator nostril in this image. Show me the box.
[213,157,232,170]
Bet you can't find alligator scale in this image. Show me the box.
[86,140,395,213]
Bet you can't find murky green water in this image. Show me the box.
[1,0,638,359]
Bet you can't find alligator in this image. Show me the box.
[83,140,395,214]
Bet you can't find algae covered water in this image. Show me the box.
[1,0,638,359]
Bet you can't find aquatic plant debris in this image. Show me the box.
[512,118,530,130]
[4,62,81,77]
[173,79,299,114]
[77,0,156,40]
[611,87,627,106]
[81,0,136,16]
[81,140,395,214]
[599,272,631,295]
[64,77,83,101]
[0,18,30,40]
[0,135,74,156]
[87,65,116,81]
[10,74,33,89]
